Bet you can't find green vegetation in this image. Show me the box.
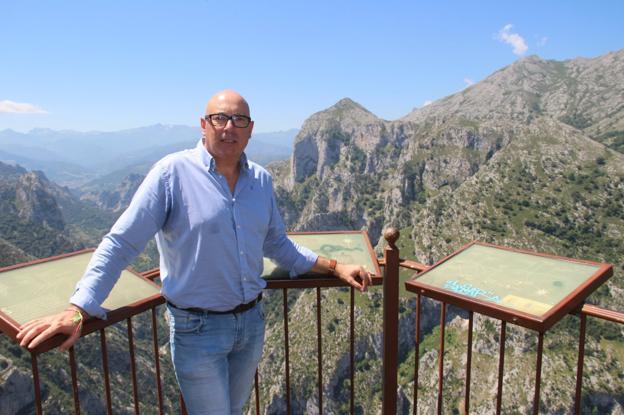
[596,130,624,153]
[559,112,593,130]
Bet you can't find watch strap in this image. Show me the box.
[328,259,337,274]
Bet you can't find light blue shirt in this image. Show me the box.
[70,140,318,318]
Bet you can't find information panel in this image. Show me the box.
[262,231,380,279]
[406,242,612,331]
[0,250,161,329]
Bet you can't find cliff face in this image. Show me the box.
[14,171,65,231]
[0,161,120,266]
[0,356,34,414]
[0,164,75,264]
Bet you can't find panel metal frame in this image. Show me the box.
[0,249,164,354]
[405,241,613,331]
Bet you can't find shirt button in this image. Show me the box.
[237,225,241,229]
[240,251,244,255]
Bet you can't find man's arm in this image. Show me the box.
[16,162,170,350]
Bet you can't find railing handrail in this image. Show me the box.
[142,267,385,289]
[581,303,624,324]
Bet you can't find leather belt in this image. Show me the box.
[166,293,262,315]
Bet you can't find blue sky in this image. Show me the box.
[1,0,623,133]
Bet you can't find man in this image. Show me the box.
[17,90,371,414]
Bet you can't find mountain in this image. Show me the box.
[79,173,144,212]
[0,125,196,168]
[275,51,624,262]
[403,51,624,152]
[263,50,624,413]
[0,162,76,265]
[0,161,119,266]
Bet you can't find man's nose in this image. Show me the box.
[224,119,235,130]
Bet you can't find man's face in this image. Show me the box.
[200,93,254,164]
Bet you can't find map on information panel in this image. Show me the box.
[262,232,379,279]
[407,243,611,325]
[0,251,160,327]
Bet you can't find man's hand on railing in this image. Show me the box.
[16,305,87,352]
[334,263,372,293]
[311,256,372,292]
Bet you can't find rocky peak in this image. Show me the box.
[297,98,381,137]
[290,98,384,185]
[14,170,65,230]
[325,97,379,121]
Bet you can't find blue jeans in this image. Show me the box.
[167,302,265,415]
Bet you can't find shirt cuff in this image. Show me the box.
[69,289,108,320]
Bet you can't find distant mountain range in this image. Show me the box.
[0,126,298,187]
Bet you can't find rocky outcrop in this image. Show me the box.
[0,355,34,414]
[80,173,144,212]
[0,162,114,261]
[14,171,65,230]
[290,98,384,185]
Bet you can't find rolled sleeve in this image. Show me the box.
[287,241,318,277]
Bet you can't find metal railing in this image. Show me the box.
[405,294,624,414]
[396,240,624,415]
[1,231,622,414]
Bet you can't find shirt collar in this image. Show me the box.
[196,138,250,172]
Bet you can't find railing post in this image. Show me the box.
[382,228,400,415]
[30,352,43,415]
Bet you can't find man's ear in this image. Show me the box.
[248,120,254,137]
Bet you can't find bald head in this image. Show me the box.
[200,89,254,168]
[205,89,251,117]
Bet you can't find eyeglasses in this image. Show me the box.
[205,113,252,128]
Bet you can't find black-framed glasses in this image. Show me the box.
[205,113,252,128]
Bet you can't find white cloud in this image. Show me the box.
[464,78,475,87]
[0,100,48,114]
[423,100,433,107]
[497,24,528,56]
